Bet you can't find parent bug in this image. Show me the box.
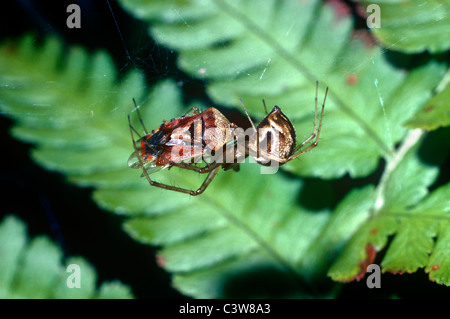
[128,104,241,196]
[242,81,328,167]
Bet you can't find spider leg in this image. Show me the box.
[169,161,218,173]
[147,162,221,196]
[286,84,328,162]
[240,99,257,133]
[128,111,164,162]
[148,163,221,196]
[262,99,268,115]
[132,98,149,135]
[130,123,144,141]
[314,85,328,144]
[292,81,320,154]
[129,114,165,185]
[292,132,316,154]
[190,164,221,196]
[313,80,319,137]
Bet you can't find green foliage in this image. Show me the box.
[0,215,133,298]
[359,0,450,54]
[329,140,450,285]
[0,0,448,298]
[0,34,333,298]
[121,0,445,179]
[405,71,450,130]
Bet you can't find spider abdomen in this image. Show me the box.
[249,106,297,166]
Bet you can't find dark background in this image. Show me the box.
[0,0,448,299]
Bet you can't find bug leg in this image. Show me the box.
[182,106,201,117]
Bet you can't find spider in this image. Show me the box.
[128,104,241,196]
[128,81,328,196]
[242,81,328,167]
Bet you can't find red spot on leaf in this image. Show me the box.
[387,270,405,275]
[354,244,377,282]
[326,0,351,20]
[354,2,367,18]
[156,254,166,268]
[352,30,377,48]
[370,228,378,235]
[5,43,18,54]
[346,74,358,85]
[423,105,434,112]
[430,264,440,271]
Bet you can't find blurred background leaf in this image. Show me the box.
[358,0,450,54]
[0,215,133,298]
[405,70,450,130]
[120,0,445,179]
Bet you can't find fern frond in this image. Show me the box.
[120,0,445,179]
[329,137,450,285]
[1,0,449,298]
[0,215,133,298]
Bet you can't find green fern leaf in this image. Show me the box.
[1,0,448,298]
[120,0,445,179]
[0,35,334,298]
[359,0,450,54]
[405,70,450,131]
[0,215,133,298]
[117,0,449,291]
[328,138,450,285]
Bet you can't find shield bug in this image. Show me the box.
[128,103,240,196]
[242,81,328,167]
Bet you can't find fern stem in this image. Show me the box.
[203,195,317,296]
[435,67,450,93]
[373,128,425,213]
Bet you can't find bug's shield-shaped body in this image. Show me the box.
[248,106,296,166]
[128,107,234,174]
